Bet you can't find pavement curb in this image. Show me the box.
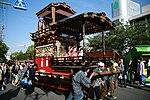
[127,83,150,92]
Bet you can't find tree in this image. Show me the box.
[106,21,150,56]
[0,39,9,62]
[87,20,150,57]
[87,33,102,52]
[10,51,24,61]
[26,44,34,60]
[10,44,34,61]
[105,23,128,56]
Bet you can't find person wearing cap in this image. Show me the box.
[88,62,106,100]
[67,66,94,100]
[112,62,120,87]
[107,62,119,99]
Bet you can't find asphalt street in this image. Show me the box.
[114,86,150,100]
[0,83,65,100]
[0,83,150,100]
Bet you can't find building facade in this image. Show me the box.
[111,0,142,24]
[129,4,150,25]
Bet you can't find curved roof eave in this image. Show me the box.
[55,12,116,35]
[31,12,116,41]
[36,2,76,16]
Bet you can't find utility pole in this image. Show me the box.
[0,0,27,40]
[24,44,26,60]
[0,1,8,41]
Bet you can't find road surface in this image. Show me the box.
[0,83,150,100]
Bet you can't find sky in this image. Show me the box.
[0,0,150,55]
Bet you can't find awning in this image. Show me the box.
[135,45,150,52]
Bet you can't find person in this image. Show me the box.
[100,63,109,100]
[147,59,150,78]
[19,62,33,94]
[128,58,135,84]
[107,62,119,99]
[25,63,36,94]
[9,64,13,83]
[68,46,73,57]
[71,46,78,57]
[0,65,6,91]
[118,59,127,88]
[0,65,3,91]
[19,62,29,82]
[15,63,25,86]
[113,62,120,88]
[137,57,145,86]
[67,66,94,100]
[1,63,7,83]
[12,62,20,86]
[88,62,105,100]
[78,47,83,57]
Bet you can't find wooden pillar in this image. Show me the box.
[51,6,56,23]
[83,23,85,50]
[102,30,105,62]
[34,42,36,63]
[82,22,86,63]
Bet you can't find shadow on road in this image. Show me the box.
[0,87,20,100]
[24,92,49,100]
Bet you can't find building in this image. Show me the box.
[111,0,140,25]
[111,0,150,25]
[129,4,150,25]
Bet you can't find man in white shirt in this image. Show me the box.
[137,57,145,86]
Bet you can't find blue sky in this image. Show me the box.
[0,0,150,54]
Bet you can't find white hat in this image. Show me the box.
[98,62,104,67]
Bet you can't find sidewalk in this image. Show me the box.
[127,83,150,92]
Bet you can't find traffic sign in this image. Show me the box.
[13,0,27,10]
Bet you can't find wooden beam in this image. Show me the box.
[51,6,56,23]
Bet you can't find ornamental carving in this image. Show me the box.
[36,44,54,57]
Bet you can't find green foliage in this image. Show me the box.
[87,33,102,52]
[10,44,34,61]
[10,51,24,61]
[26,44,34,60]
[0,40,9,62]
[87,20,150,57]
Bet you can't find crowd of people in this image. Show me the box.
[0,61,36,94]
[0,56,148,99]
[67,57,147,100]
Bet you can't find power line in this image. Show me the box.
[0,0,13,6]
